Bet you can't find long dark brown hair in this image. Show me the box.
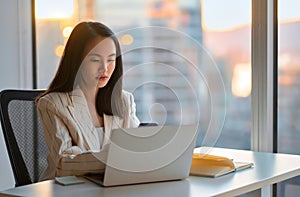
[37,21,124,117]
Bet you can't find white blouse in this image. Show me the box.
[96,127,104,149]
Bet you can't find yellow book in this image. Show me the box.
[190,154,253,178]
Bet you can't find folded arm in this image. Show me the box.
[37,97,106,177]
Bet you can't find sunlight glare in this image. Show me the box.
[36,0,74,19]
[232,63,251,98]
[62,26,73,38]
[120,34,134,46]
[55,45,64,57]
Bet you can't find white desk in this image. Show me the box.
[1,147,300,197]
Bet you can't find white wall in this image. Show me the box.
[0,0,32,190]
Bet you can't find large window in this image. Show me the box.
[34,1,300,196]
[277,0,300,196]
[35,0,251,150]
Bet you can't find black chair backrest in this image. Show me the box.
[139,122,158,127]
[0,89,48,187]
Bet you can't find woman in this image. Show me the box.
[37,21,140,180]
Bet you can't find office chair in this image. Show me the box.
[139,122,158,127]
[0,89,48,187]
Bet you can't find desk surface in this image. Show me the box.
[2,147,300,197]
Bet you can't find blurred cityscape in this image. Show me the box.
[36,0,251,150]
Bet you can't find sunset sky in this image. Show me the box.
[202,0,300,30]
[36,0,300,31]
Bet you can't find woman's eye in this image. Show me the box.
[107,59,115,63]
[91,59,100,62]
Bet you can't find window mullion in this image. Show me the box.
[251,0,275,152]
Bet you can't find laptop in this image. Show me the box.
[85,124,198,187]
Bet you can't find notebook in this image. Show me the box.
[190,153,254,177]
[85,125,198,187]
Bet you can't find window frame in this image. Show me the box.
[251,0,277,153]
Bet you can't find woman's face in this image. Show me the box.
[79,37,116,89]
